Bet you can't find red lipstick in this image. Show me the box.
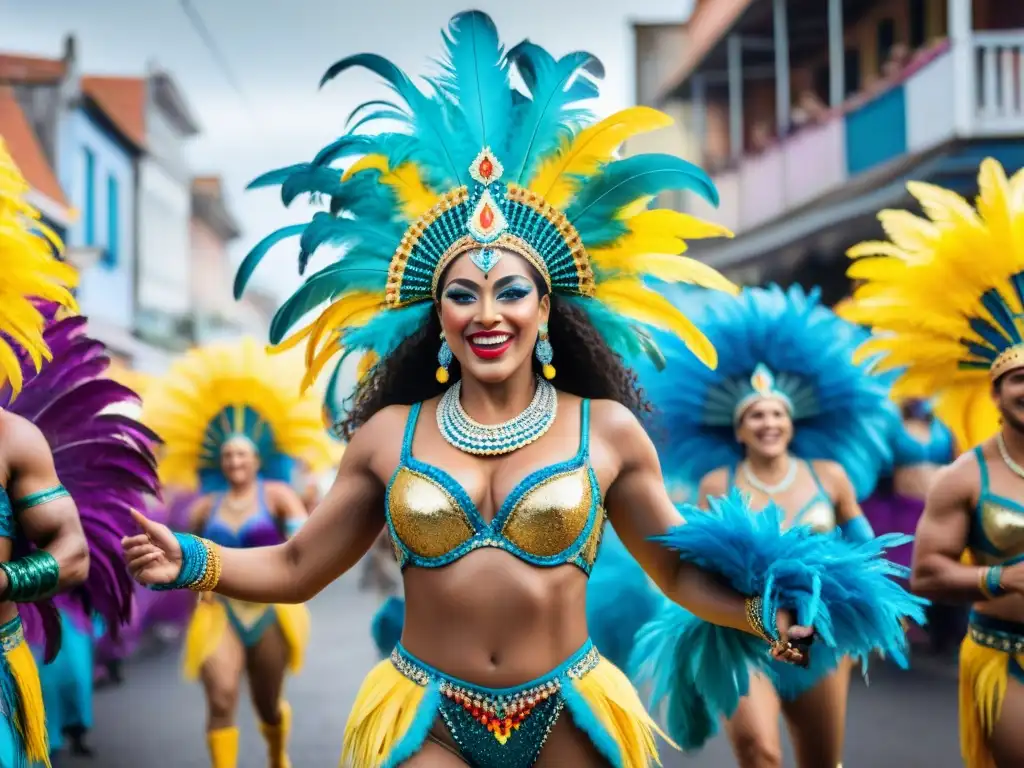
[466,331,514,360]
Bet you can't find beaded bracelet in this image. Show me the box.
[979,566,1006,600]
[149,533,222,593]
[0,551,61,602]
[744,595,776,644]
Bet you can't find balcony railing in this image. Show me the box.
[685,31,1024,235]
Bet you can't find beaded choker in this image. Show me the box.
[436,378,557,456]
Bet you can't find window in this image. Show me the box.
[909,0,926,48]
[104,175,119,267]
[844,49,861,96]
[83,147,95,246]
[877,18,896,63]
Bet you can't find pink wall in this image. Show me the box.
[189,218,232,315]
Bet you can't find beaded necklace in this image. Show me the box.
[436,377,557,456]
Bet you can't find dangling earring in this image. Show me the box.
[436,332,452,384]
[535,324,555,380]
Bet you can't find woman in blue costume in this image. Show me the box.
[0,141,158,768]
[631,284,923,768]
[140,338,334,768]
[122,13,917,768]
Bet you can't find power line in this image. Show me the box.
[178,0,249,107]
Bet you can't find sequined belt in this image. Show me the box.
[0,616,24,655]
[390,640,601,767]
[968,610,1024,654]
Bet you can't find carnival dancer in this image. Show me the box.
[0,142,160,766]
[630,284,924,767]
[841,158,1024,768]
[139,338,333,768]
[123,12,921,767]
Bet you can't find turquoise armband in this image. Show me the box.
[148,533,221,593]
[13,485,70,512]
[0,551,60,602]
[839,515,874,544]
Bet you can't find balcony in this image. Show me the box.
[686,32,1024,236]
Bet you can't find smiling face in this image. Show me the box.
[220,436,260,488]
[736,397,794,460]
[437,248,549,385]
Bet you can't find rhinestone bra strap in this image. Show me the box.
[401,403,423,463]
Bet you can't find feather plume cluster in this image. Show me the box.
[841,158,1024,450]
[0,139,78,397]
[141,338,335,490]
[630,489,928,750]
[643,284,897,499]
[236,10,735,397]
[2,309,160,661]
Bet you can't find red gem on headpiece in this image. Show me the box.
[479,157,494,180]
[479,204,495,229]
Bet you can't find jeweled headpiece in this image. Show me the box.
[842,158,1024,449]
[644,285,896,499]
[0,138,78,396]
[141,338,334,492]
[234,11,736,392]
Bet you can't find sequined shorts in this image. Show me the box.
[391,641,599,768]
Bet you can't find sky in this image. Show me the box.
[1,0,693,299]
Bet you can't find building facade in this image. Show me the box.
[637,0,1024,301]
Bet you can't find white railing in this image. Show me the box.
[973,31,1024,134]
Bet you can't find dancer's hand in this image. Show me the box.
[121,509,183,587]
[772,608,814,667]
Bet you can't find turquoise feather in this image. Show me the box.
[434,11,513,161]
[268,263,389,344]
[339,303,433,359]
[345,99,407,129]
[233,224,306,299]
[311,134,380,168]
[504,42,602,184]
[297,213,404,273]
[247,164,310,190]
[567,155,719,245]
[320,52,464,185]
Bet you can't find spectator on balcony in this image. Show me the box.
[749,120,775,154]
[791,89,830,130]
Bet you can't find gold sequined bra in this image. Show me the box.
[385,399,604,573]
[969,446,1024,565]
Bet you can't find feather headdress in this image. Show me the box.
[141,338,335,492]
[2,308,161,661]
[0,138,78,396]
[645,284,896,499]
[841,158,1024,450]
[235,10,735,394]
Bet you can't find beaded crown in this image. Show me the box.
[841,158,1024,450]
[643,284,897,500]
[141,338,335,492]
[235,11,736,394]
[0,138,78,397]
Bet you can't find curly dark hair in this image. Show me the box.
[337,293,651,441]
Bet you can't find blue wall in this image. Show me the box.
[57,107,135,327]
[845,86,908,176]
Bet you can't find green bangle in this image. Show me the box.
[0,551,61,603]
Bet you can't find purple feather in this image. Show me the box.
[1,308,161,662]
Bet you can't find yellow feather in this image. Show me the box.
[342,154,438,221]
[595,279,718,368]
[0,138,78,398]
[592,251,738,295]
[141,338,336,489]
[527,106,674,208]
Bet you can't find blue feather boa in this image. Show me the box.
[629,489,928,750]
[370,596,405,659]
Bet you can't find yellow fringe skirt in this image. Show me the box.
[182,595,310,680]
[959,611,1024,768]
[0,616,49,767]
[341,639,670,768]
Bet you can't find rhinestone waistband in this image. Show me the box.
[0,616,24,655]
[969,611,1024,654]
[390,640,601,716]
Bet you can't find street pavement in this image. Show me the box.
[65,570,963,767]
